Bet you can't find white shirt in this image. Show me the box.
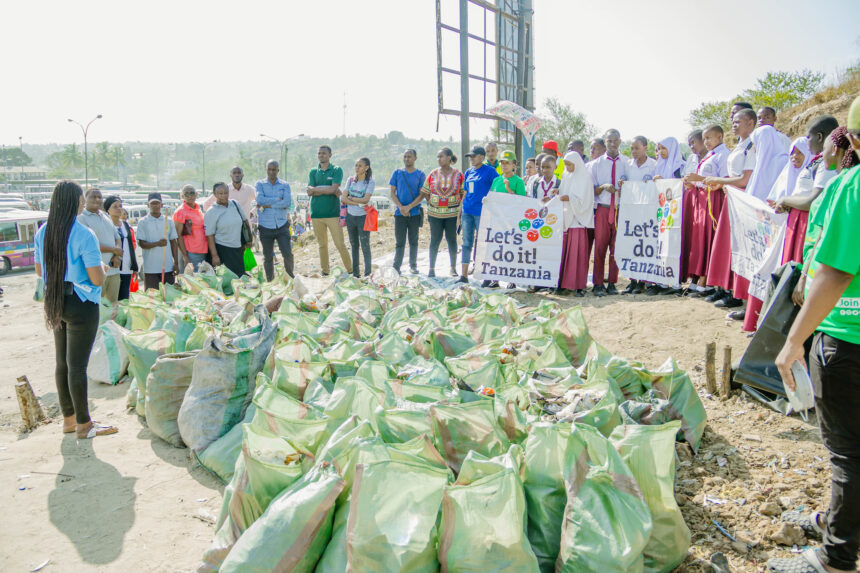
[726,137,756,178]
[526,174,559,199]
[684,154,700,176]
[625,156,656,182]
[777,130,792,152]
[590,154,628,206]
[813,164,838,190]
[203,183,255,218]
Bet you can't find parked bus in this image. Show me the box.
[0,209,48,274]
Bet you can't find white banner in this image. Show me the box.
[614,179,685,287]
[485,100,542,146]
[474,193,563,287]
[726,186,787,300]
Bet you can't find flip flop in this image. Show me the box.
[781,510,825,541]
[766,548,828,573]
[77,422,118,439]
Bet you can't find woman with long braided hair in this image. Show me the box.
[34,180,118,439]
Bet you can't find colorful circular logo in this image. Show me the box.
[660,220,666,233]
[538,207,548,219]
[656,208,663,221]
[518,219,531,231]
[539,226,553,239]
[526,230,539,242]
[545,213,558,225]
[666,215,674,227]
[658,193,666,207]
[532,218,544,229]
[670,200,678,214]
[524,209,538,220]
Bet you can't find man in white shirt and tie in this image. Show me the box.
[589,129,626,297]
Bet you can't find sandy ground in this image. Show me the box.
[0,214,830,572]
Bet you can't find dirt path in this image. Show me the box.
[0,216,829,572]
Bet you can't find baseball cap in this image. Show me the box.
[848,95,860,132]
[541,140,561,156]
[500,150,517,163]
[147,192,163,204]
[465,145,486,157]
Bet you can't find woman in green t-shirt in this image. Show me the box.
[489,150,526,196]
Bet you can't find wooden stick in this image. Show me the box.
[705,342,717,395]
[15,376,45,431]
[720,346,732,399]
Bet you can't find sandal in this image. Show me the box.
[767,548,827,573]
[781,510,825,541]
[76,422,119,439]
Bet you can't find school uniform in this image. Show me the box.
[706,137,756,290]
[686,144,729,280]
[781,155,835,265]
[590,153,627,286]
[558,153,594,291]
[624,156,657,183]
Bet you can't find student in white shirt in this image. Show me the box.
[589,129,626,296]
[623,136,657,183]
[702,108,757,309]
[527,156,560,200]
[757,106,793,151]
[557,152,594,297]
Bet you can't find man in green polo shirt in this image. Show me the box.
[308,145,352,275]
[772,95,860,573]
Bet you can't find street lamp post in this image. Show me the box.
[18,137,24,186]
[67,114,103,189]
[259,133,305,182]
[199,139,218,195]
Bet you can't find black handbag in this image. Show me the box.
[232,201,253,245]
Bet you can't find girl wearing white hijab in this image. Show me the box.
[652,137,686,180]
[737,125,790,332]
[557,151,593,296]
[767,137,812,203]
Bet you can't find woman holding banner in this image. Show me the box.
[557,151,593,297]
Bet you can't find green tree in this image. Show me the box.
[688,100,731,132]
[535,97,596,148]
[61,144,85,170]
[741,69,825,111]
[0,147,32,167]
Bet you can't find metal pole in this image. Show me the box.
[84,134,89,189]
[459,0,470,164]
[284,144,289,183]
[18,137,24,187]
[202,144,206,194]
[515,0,530,171]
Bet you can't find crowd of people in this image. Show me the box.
[28,94,860,573]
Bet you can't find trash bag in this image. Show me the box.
[438,446,540,573]
[218,465,345,573]
[556,424,653,573]
[87,320,130,385]
[375,406,434,444]
[198,424,306,572]
[195,405,255,483]
[542,306,593,367]
[123,329,176,417]
[430,400,511,474]
[649,357,707,452]
[98,299,128,327]
[178,308,277,453]
[269,360,332,401]
[610,422,690,573]
[341,459,449,572]
[126,303,156,331]
[145,351,198,447]
[522,423,572,572]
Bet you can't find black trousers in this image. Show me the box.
[118,273,132,301]
[143,271,175,291]
[346,213,371,277]
[429,216,458,271]
[216,243,246,279]
[810,331,860,571]
[393,214,420,272]
[53,294,99,424]
[259,224,294,281]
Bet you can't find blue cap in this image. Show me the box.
[147,192,163,203]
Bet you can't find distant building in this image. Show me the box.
[0,166,47,181]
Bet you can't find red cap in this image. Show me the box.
[541,140,561,156]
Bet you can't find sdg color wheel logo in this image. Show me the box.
[656,192,680,234]
[518,206,556,242]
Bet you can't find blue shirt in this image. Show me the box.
[255,178,292,229]
[461,164,499,216]
[34,220,103,304]
[389,168,426,216]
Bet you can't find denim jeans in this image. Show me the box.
[185,251,207,272]
[809,332,860,571]
[346,213,371,277]
[460,212,481,265]
[393,214,420,272]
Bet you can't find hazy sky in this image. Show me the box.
[3,0,858,147]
